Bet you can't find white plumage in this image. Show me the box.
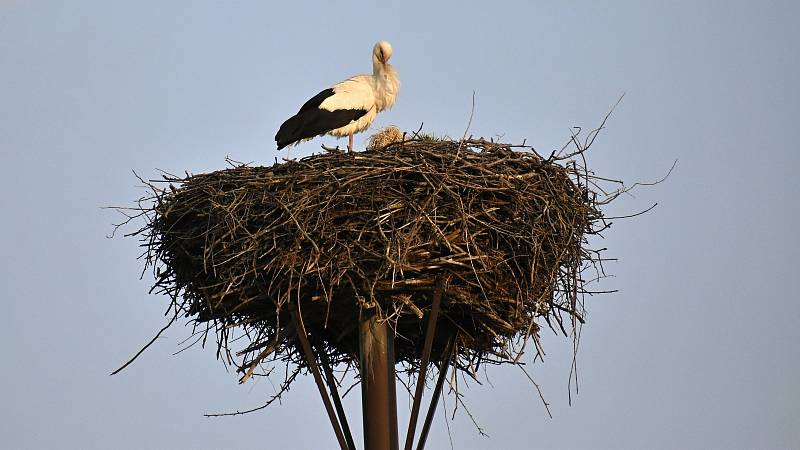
[275,41,400,152]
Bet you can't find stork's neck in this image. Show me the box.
[371,62,400,112]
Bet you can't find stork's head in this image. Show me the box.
[373,41,393,65]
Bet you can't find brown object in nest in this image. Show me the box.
[123,135,610,383]
[366,126,404,150]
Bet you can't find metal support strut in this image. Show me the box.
[291,304,351,450]
[404,278,445,450]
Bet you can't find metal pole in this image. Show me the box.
[319,349,357,450]
[416,333,457,450]
[404,278,444,450]
[359,311,399,450]
[291,305,350,450]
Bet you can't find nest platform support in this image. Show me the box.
[291,304,351,450]
[417,333,458,450]
[359,311,399,450]
[319,350,356,450]
[404,278,444,450]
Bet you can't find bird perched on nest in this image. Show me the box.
[275,41,400,153]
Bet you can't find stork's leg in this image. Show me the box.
[348,133,353,153]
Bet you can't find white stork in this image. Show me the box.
[275,41,400,152]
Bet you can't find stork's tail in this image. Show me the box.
[275,115,302,150]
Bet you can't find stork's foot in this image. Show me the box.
[348,133,354,153]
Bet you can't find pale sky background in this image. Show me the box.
[1,1,798,449]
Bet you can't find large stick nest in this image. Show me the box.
[121,136,614,384]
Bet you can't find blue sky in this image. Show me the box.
[1,1,798,449]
